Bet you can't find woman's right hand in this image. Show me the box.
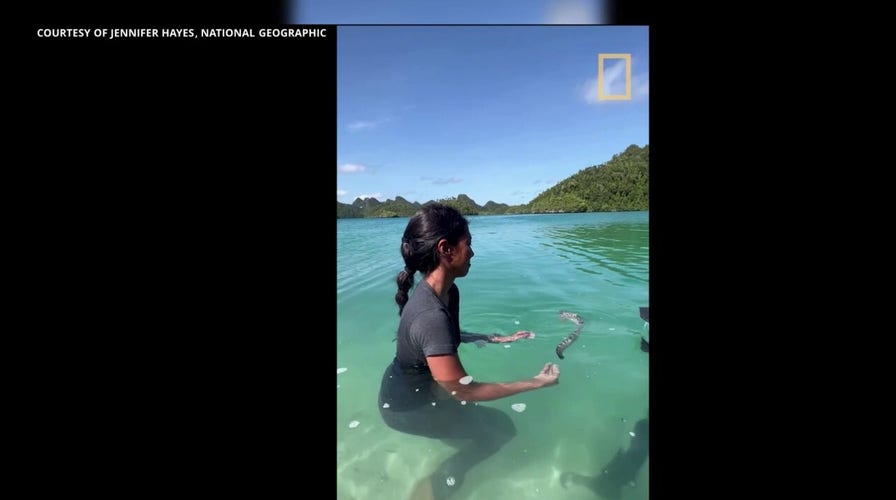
[533,363,560,387]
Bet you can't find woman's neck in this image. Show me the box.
[424,269,454,305]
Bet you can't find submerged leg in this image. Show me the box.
[382,402,517,500]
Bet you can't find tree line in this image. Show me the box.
[337,144,648,218]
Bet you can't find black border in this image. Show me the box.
[24,5,335,493]
[607,0,651,25]
[647,12,761,494]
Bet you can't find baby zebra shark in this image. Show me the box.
[556,311,584,359]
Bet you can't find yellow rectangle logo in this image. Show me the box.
[597,53,632,101]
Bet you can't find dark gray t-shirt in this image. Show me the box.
[379,280,461,410]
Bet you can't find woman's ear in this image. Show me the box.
[437,238,452,256]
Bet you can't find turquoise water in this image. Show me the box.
[337,212,649,500]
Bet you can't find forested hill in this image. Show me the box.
[335,194,509,218]
[528,144,648,213]
[336,144,648,218]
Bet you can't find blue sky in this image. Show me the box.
[337,26,648,206]
[290,0,609,24]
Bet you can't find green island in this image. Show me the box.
[337,144,648,218]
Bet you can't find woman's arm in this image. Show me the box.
[460,331,535,344]
[460,332,494,343]
[426,353,559,402]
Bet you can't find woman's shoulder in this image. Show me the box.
[404,287,447,314]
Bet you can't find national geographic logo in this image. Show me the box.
[597,53,631,101]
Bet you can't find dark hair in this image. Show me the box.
[395,203,469,315]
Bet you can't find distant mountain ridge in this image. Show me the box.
[336,144,648,218]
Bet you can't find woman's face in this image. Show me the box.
[452,232,474,278]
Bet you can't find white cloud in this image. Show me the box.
[633,76,650,98]
[545,0,600,24]
[432,177,462,185]
[357,193,383,200]
[347,121,376,131]
[581,62,649,105]
[347,117,392,132]
[338,163,366,173]
[337,189,347,197]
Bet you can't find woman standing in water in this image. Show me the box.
[378,203,560,499]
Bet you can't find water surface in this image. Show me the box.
[337,212,649,500]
